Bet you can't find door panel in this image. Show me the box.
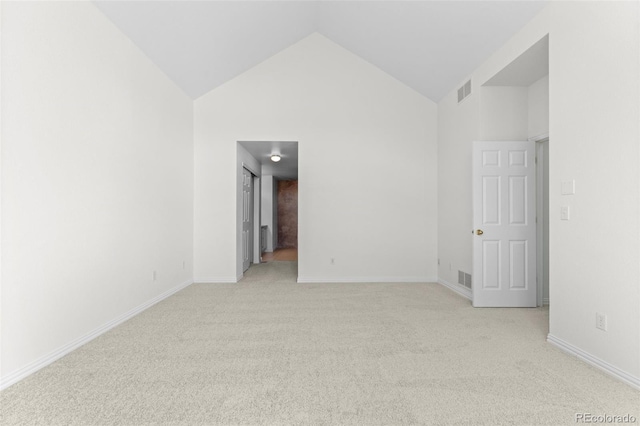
[473,141,536,307]
[509,240,527,288]
[482,240,501,289]
[242,168,254,272]
[483,176,501,224]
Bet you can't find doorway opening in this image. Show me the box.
[474,34,549,308]
[470,139,549,307]
[237,141,299,280]
[275,179,298,257]
[261,178,298,262]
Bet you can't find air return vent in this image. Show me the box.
[464,273,472,288]
[458,270,472,288]
[457,79,472,103]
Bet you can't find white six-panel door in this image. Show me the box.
[472,141,536,307]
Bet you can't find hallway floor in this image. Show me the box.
[261,248,297,262]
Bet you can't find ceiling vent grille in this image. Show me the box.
[457,79,472,103]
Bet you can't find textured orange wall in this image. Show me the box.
[277,180,298,248]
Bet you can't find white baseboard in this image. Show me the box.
[547,333,640,390]
[437,278,472,300]
[193,277,238,284]
[296,276,437,284]
[0,279,193,391]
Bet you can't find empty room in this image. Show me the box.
[1,1,639,424]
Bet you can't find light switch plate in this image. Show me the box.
[561,206,570,220]
[561,180,575,195]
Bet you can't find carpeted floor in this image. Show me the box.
[1,261,638,425]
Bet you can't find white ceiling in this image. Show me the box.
[484,35,548,86]
[94,1,548,102]
[239,141,299,179]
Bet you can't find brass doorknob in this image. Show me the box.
[476,229,484,235]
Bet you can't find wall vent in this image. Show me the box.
[458,270,472,288]
[457,79,472,103]
[464,273,472,288]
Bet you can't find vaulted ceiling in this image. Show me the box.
[94,1,547,102]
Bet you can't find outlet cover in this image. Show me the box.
[596,312,607,331]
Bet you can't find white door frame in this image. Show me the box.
[531,133,550,307]
[253,175,261,264]
[236,140,299,279]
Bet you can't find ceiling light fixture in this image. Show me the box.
[270,154,281,162]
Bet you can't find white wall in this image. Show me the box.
[479,86,529,141]
[194,33,438,283]
[528,75,549,139]
[1,2,193,385]
[437,86,479,287]
[548,1,639,383]
[438,1,640,385]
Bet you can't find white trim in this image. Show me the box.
[253,175,261,267]
[437,278,472,300]
[0,279,193,391]
[193,277,238,284]
[534,137,549,308]
[296,276,437,284]
[528,132,549,142]
[535,141,543,307]
[241,162,260,178]
[547,334,640,390]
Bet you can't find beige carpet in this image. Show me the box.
[2,261,638,425]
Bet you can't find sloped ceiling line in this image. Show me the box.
[93,1,547,102]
